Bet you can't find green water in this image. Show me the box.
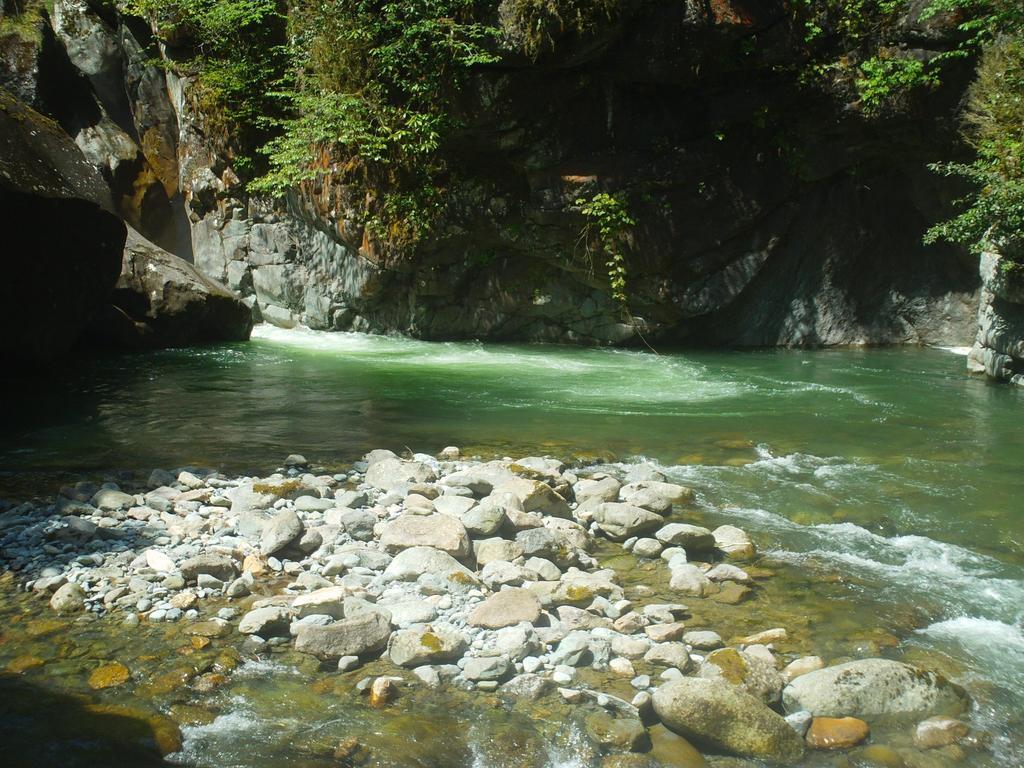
[3,325,1024,766]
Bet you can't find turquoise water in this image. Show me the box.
[3,326,1024,765]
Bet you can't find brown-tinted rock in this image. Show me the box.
[88,662,130,690]
[468,588,542,629]
[806,717,870,749]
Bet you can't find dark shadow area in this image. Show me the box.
[0,675,173,767]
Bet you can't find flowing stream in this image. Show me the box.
[2,326,1023,766]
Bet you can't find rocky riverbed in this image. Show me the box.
[0,450,993,767]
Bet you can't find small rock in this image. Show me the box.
[805,716,870,750]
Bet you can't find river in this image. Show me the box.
[2,326,1022,766]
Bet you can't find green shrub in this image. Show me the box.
[577,192,635,307]
[250,0,499,249]
[501,0,620,58]
[925,34,1024,255]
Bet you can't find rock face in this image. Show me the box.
[87,227,253,349]
[967,249,1024,386]
[782,659,968,719]
[653,677,805,762]
[0,87,125,363]
[2,0,981,349]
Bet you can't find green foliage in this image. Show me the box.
[788,1,946,111]
[856,55,938,113]
[925,34,1024,255]
[576,192,635,307]
[122,0,288,170]
[922,0,1024,48]
[251,0,499,249]
[502,0,620,59]
[0,0,50,44]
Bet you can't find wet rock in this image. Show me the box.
[589,503,663,541]
[88,662,131,689]
[585,710,650,752]
[806,716,870,749]
[711,582,752,605]
[738,628,786,645]
[684,630,723,650]
[645,623,686,643]
[914,716,970,749]
[180,554,237,584]
[700,648,784,705]
[463,655,512,682]
[239,606,293,638]
[468,588,542,629]
[261,509,303,555]
[294,612,393,660]
[656,524,715,551]
[368,676,397,707]
[379,514,470,558]
[646,723,708,767]
[785,711,813,738]
[50,582,85,613]
[782,659,968,719]
[782,655,824,682]
[388,624,466,667]
[653,677,805,762]
[713,525,757,559]
[851,744,908,767]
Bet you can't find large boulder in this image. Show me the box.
[88,227,253,348]
[260,509,304,555]
[379,514,470,558]
[653,678,805,762]
[781,659,968,719]
[388,624,467,667]
[493,477,570,517]
[590,503,663,541]
[619,481,694,514]
[365,458,436,490]
[294,612,392,660]
[0,88,125,362]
